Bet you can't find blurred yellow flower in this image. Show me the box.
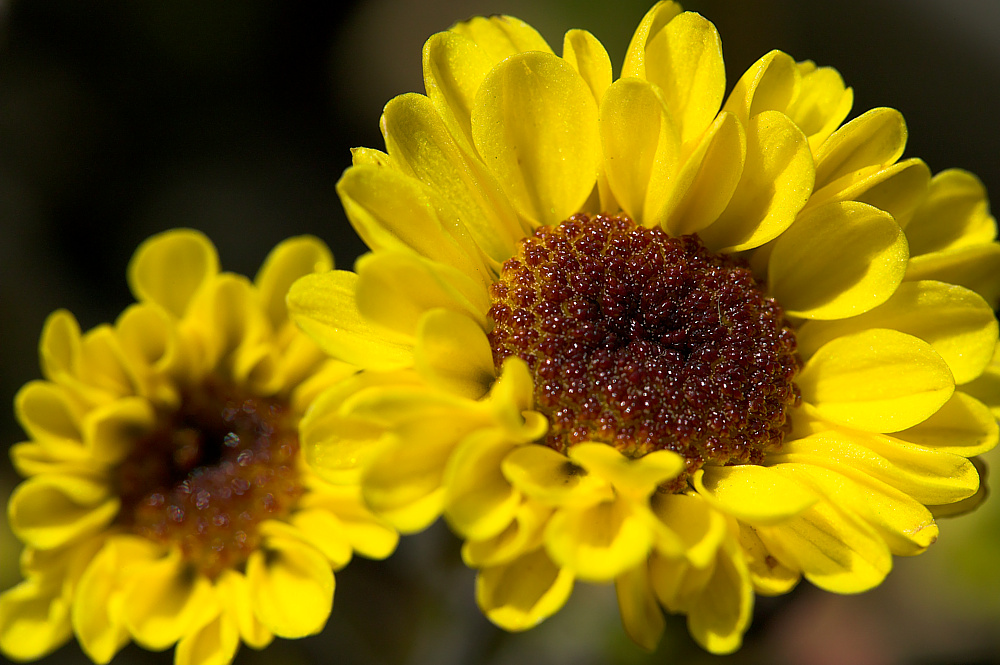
[0,230,397,665]
[288,0,1000,655]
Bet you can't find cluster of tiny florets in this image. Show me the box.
[488,213,800,475]
[116,380,301,578]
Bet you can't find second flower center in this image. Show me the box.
[488,213,800,473]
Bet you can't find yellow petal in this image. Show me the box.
[795,280,998,384]
[620,1,683,80]
[336,165,489,282]
[755,499,892,594]
[562,29,613,103]
[254,235,334,330]
[797,329,954,432]
[810,158,930,229]
[615,564,665,652]
[121,552,218,650]
[768,201,908,320]
[905,243,1000,310]
[81,396,155,465]
[246,538,334,638]
[699,110,812,252]
[544,497,654,581]
[214,571,272,650]
[421,30,494,149]
[814,107,906,189]
[73,542,135,664]
[476,548,574,631]
[9,475,119,549]
[894,391,998,457]
[501,444,612,507]
[444,430,520,541]
[905,169,995,256]
[175,612,239,665]
[642,11,725,144]
[449,14,552,63]
[0,578,72,661]
[737,523,800,596]
[472,51,600,226]
[462,500,552,568]
[785,62,853,152]
[599,77,680,223]
[39,309,81,383]
[381,93,523,263]
[648,548,714,612]
[722,50,798,128]
[687,544,753,655]
[963,344,1000,420]
[287,270,413,370]
[127,228,219,317]
[775,429,980,505]
[414,309,495,399]
[655,111,745,237]
[770,462,937,556]
[285,511,354,568]
[567,443,684,498]
[115,303,186,388]
[15,380,82,444]
[297,482,399,560]
[649,492,727,568]
[692,465,817,525]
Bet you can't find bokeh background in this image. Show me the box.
[2,1,1000,663]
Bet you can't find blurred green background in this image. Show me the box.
[2,1,1000,663]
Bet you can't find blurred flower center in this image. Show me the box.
[488,213,801,474]
[115,379,302,578]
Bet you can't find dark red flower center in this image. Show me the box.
[488,213,800,477]
[115,379,302,578]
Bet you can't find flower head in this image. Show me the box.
[0,230,398,664]
[289,1,1000,654]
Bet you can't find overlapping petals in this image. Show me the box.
[0,231,398,665]
[290,0,999,656]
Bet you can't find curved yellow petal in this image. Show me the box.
[476,548,574,631]
[798,329,954,432]
[246,538,334,638]
[285,510,354,568]
[15,380,82,444]
[796,280,998,384]
[737,523,800,596]
[814,107,907,189]
[656,111,745,237]
[775,429,980,505]
[254,235,334,330]
[9,475,119,549]
[215,571,272,650]
[905,169,995,256]
[414,309,495,399]
[462,500,552,568]
[650,492,727,568]
[599,77,680,223]
[0,579,71,661]
[115,303,186,388]
[810,158,930,229]
[287,270,413,370]
[894,391,998,457]
[699,110,812,252]
[771,462,937,556]
[444,430,520,541]
[905,243,1000,311]
[472,51,600,226]
[568,443,684,498]
[687,545,753,655]
[755,499,892,594]
[693,465,817,525]
[545,497,654,581]
[381,93,523,263]
[722,50,798,128]
[297,482,399,560]
[73,542,135,664]
[449,14,553,63]
[769,201,908,319]
[621,1,683,80]
[563,29,613,103]
[336,165,489,282]
[615,564,665,652]
[81,396,155,466]
[642,11,724,144]
[785,62,853,152]
[501,444,612,507]
[421,30,494,149]
[39,309,82,383]
[175,612,239,665]
[127,228,219,317]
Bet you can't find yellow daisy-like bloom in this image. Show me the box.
[288,2,1000,654]
[0,230,398,664]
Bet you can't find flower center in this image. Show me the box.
[115,379,302,578]
[488,213,800,474]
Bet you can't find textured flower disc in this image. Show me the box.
[489,213,800,475]
[118,380,302,579]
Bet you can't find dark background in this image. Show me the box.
[2,1,1000,663]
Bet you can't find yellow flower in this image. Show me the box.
[288,1,999,655]
[0,230,398,665]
